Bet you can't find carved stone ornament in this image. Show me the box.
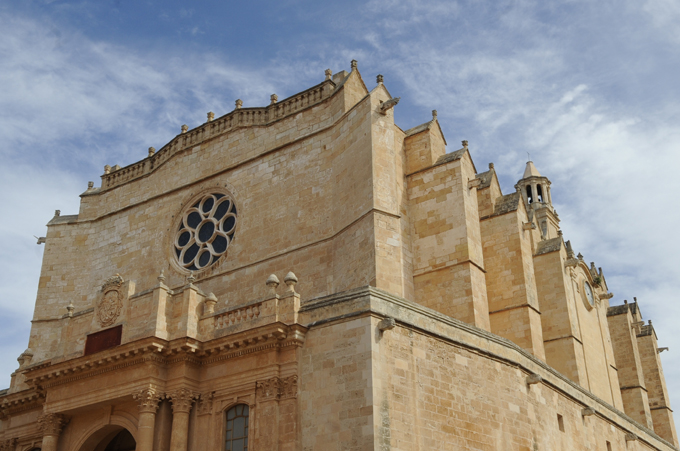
[101,274,124,293]
[256,375,298,401]
[256,377,281,401]
[167,388,199,413]
[37,412,69,436]
[97,289,123,327]
[0,438,17,451]
[280,375,298,399]
[133,387,162,414]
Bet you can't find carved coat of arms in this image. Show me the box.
[97,274,124,327]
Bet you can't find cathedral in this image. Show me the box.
[0,61,676,451]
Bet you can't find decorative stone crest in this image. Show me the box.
[166,388,199,413]
[37,413,68,437]
[133,387,162,414]
[97,275,124,327]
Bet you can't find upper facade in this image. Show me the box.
[1,61,677,451]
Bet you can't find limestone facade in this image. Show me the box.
[0,61,676,450]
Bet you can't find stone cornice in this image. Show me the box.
[18,323,306,391]
[97,79,337,193]
[300,285,679,451]
[0,387,44,419]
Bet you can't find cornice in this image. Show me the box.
[97,79,337,193]
[19,323,306,391]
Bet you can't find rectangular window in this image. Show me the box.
[557,414,565,432]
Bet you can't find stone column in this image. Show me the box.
[531,182,538,204]
[133,387,162,451]
[37,413,68,451]
[167,388,198,451]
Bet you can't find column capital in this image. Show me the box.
[133,387,163,414]
[166,388,199,413]
[38,412,69,437]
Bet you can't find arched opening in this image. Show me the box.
[225,404,249,451]
[526,185,533,204]
[76,426,136,451]
[102,430,135,451]
[536,184,544,203]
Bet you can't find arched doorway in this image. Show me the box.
[101,430,135,451]
[76,426,136,451]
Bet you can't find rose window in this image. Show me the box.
[174,193,237,271]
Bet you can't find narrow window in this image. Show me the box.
[557,414,565,432]
[225,404,249,451]
[536,184,543,202]
[526,185,533,204]
[606,441,612,451]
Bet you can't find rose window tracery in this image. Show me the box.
[174,193,237,271]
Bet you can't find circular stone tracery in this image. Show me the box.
[174,193,237,271]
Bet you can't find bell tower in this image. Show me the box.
[515,161,560,239]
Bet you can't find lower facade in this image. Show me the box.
[1,287,676,451]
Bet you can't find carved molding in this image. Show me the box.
[133,387,162,414]
[166,388,199,413]
[256,375,298,401]
[37,413,68,437]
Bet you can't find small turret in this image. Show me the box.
[516,161,553,209]
[515,161,559,239]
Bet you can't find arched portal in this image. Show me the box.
[76,426,136,451]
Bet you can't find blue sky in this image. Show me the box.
[1,0,680,410]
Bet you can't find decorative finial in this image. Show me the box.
[55,210,61,217]
[489,163,494,170]
[377,74,383,84]
[527,151,531,162]
[266,274,280,296]
[284,271,298,293]
[66,301,74,317]
[624,299,628,304]
[351,59,358,70]
[634,297,637,302]
[148,147,156,157]
[557,230,563,236]
[325,68,332,80]
[205,293,218,314]
[462,140,468,148]
[187,271,196,284]
[432,110,437,120]
[235,99,243,109]
[181,124,188,134]
[158,269,165,284]
[577,253,584,260]
[649,320,652,326]
[270,94,278,105]
[207,112,215,122]
[104,165,111,174]
[87,181,94,189]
